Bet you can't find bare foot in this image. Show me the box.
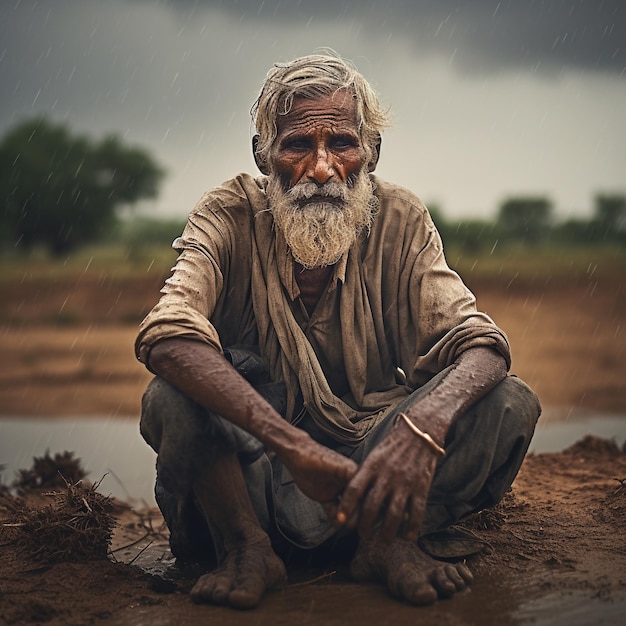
[190,539,287,610]
[350,537,473,605]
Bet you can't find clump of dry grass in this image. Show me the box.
[564,435,622,457]
[1,477,116,564]
[12,450,87,493]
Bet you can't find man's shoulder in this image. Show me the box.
[371,176,435,233]
[372,176,428,215]
[190,173,267,217]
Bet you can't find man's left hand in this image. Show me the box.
[333,417,440,542]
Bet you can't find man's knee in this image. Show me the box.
[454,375,541,475]
[140,375,265,497]
[424,375,541,531]
[482,375,542,442]
[140,376,226,496]
[140,376,191,453]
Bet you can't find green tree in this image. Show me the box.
[497,196,553,246]
[0,117,164,254]
[593,194,626,242]
[552,218,593,245]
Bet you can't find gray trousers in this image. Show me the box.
[140,353,540,563]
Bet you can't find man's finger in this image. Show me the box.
[323,499,357,528]
[325,451,358,481]
[403,495,425,543]
[337,469,373,527]
[357,481,390,540]
[322,501,338,522]
[377,492,408,543]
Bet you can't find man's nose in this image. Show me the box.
[307,147,334,185]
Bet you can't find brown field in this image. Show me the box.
[1,247,624,417]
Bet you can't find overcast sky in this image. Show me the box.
[1,0,625,220]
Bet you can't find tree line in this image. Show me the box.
[0,117,624,256]
[430,195,626,253]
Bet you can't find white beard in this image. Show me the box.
[267,169,378,269]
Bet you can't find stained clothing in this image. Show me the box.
[140,365,540,561]
[136,173,511,445]
[137,173,540,563]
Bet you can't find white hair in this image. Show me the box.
[251,52,390,167]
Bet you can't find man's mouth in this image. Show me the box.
[299,196,344,208]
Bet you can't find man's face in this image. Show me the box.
[267,90,378,268]
[269,90,368,189]
[265,90,378,269]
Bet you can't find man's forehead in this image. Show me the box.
[277,90,358,133]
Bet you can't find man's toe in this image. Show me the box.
[211,576,234,604]
[457,562,474,585]
[229,578,265,610]
[444,563,468,591]
[191,572,223,604]
[402,580,438,605]
[430,567,457,598]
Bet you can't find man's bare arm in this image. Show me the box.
[404,346,508,443]
[148,337,357,503]
[338,346,508,541]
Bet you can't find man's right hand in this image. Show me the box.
[280,435,358,505]
[149,337,357,509]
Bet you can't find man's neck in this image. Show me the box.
[294,262,334,316]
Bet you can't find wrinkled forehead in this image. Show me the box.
[275,89,359,135]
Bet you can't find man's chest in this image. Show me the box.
[293,263,334,317]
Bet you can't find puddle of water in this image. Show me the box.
[515,590,626,626]
[1,409,625,504]
[529,407,626,453]
[0,417,157,505]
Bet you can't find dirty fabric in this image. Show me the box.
[140,368,540,557]
[136,173,510,445]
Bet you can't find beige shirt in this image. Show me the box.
[136,173,510,445]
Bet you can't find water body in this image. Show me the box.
[0,416,157,505]
[1,408,625,505]
[530,407,626,453]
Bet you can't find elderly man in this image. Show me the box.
[136,53,540,610]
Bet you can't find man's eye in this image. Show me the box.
[285,139,309,150]
[331,137,355,149]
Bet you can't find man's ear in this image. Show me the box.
[252,135,270,175]
[367,133,382,172]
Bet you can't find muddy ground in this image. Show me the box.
[1,258,625,625]
[2,437,625,626]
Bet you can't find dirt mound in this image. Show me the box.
[564,434,625,457]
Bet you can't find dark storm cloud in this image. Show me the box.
[0,1,252,134]
[150,0,626,75]
[1,0,624,219]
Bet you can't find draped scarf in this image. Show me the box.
[250,208,409,445]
